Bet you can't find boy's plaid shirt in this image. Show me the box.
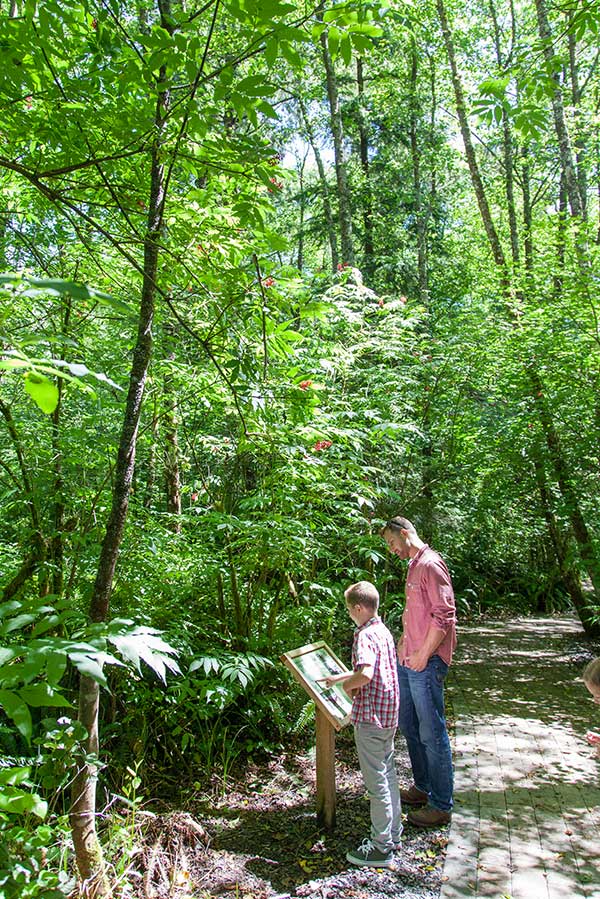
[351,616,399,728]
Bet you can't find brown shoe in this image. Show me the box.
[400,785,429,807]
[407,805,451,828]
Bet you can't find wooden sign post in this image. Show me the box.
[281,641,351,831]
[315,707,336,829]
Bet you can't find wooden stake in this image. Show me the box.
[315,707,336,830]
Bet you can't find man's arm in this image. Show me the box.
[406,625,446,672]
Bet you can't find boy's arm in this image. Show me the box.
[318,665,374,694]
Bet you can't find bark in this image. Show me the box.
[319,31,355,266]
[69,3,172,892]
[489,0,520,267]
[163,318,182,530]
[297,149,307,273]
[521,146,534,283]
[0,536,46,602]
[297,96,339,271]
[436,0,508,280]
[143,391,160,509]
[356,57,374,280]
[567,23,587,215]
[51,379,65,596]
[534,0,584,219]
[532,450,597,633]
[553,173,567,299]
[409,41,429,304]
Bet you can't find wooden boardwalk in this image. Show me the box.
[441,616,600,899]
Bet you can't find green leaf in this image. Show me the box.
[0,689,33,740]
[18,683,71,708]
[0,786,48,818]
[264,38,279,67]
[340,35,352,66]
[23,372,59,414]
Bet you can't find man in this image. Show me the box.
[382,516,456,827]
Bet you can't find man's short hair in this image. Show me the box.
[383,515,417,535]
[345,580,379,611]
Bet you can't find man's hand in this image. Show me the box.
[406,649,429,672]
[396,635,404,662]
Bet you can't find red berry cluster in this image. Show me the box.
[298,380,313,390]
[313,439,332,452]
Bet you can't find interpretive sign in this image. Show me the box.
[281,640,352,731]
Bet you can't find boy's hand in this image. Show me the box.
[586,730,600,745]
[316,676,337,689]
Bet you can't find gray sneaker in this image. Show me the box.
[346,838,393,868]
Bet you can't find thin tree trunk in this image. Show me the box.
[436,0,508,280]
[144,390,159,509]
[409,41,429,303]
[319,31,355,266]
[531,449,596,632]
[163,319,182,531]
[489,0,520,267]
[297,149,307,272]
[534,0,584,219]
[69,3,172,891]
[51,379,65,596]
[521,146,534,287]
[567,22,587,216]
[528,366,600,606]
[297,96,339,271]
[356,57,374,280]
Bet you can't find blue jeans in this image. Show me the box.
[397,655,453,812]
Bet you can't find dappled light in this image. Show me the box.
[446,616,600,898]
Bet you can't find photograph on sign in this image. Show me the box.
[282,641,352,728]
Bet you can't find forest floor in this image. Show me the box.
[125,725,447,899]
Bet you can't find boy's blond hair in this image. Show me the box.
[583,657,600,687]
[345,580,379,612]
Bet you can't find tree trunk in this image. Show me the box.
[489,0,520,267]
[356,57,374,280]
[163,319,182,531]
[527,367,600,605]
[436,0,508,279]
[297,149,307,272]
[320,31,355,266]
[567,22,587,216]
[534,0,584,219]
[297,96,339,271]
[69,3,172,890]
[409,41,429,304]
[531,449,597,632]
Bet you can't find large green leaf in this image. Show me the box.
[23,372,59,414]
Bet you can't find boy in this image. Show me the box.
[319,581,401,867]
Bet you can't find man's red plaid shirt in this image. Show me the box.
[351,616,399,728]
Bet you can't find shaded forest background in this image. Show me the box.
[1,0,599,895]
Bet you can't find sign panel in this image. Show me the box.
[282,641,352,731]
